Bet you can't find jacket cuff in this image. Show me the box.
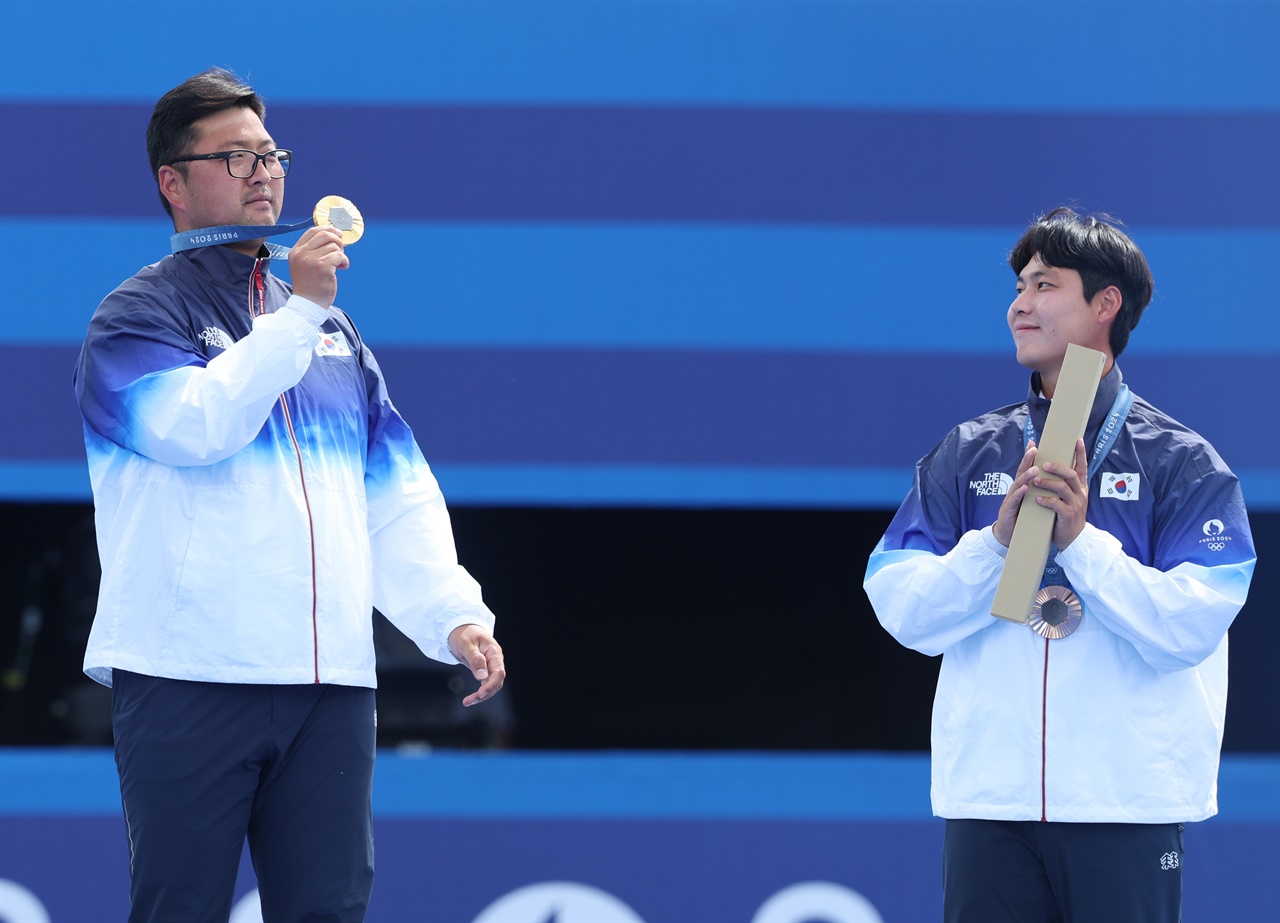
[979,525,1010,559]
[1055,523,1119,570]
[281,294,330,328]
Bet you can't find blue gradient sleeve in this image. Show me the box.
[1058,467,1256,672]
[864,459,1005,656]
[76,292,322,465]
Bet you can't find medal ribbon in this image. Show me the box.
[170,219,315,254]
[1024,383,1133,591]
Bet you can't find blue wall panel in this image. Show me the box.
[2,751,1277,922]
[1,0,1276,508]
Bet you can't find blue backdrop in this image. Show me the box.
[2,750,1278,922]
[1,0,1276,508]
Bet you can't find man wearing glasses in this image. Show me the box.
[74,68,505,922]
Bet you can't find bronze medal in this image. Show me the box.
[1028,585,1083,640]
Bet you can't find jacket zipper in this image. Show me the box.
[1040,636,1050,822]
[251,261,320,683]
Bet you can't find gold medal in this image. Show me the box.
[313,195,364,245]
[1028,585,1083,640]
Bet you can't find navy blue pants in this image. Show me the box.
[943,819,1184,923]
[112,671,377,923]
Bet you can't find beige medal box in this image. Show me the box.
[990,343,1107,623]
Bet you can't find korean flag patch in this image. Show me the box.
[315,330,352,358]
[1101,472,1141,501]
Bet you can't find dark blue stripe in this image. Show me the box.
[2,345,84,459]
[5,345,1269,472]
[3,103,1277,226]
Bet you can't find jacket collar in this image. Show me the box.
[1028,362,1123,452]
[174,242,274,293]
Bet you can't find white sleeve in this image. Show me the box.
[367,451,496,665]
[1057,523,1253,671]
[127,296,327,465]
[864,527,1008,656]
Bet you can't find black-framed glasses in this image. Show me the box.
[168,149,292,179]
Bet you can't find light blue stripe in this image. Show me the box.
[0,462,92,501]
[0,748,122,815]
[1242,471,1280,514]
[3,462,1277,510]
[372,752,936,820]
[0,461,916,507]
[0,219,168,343]
[6,220,1279,356]
[2,749,1275,821]
[2,1,1276,110]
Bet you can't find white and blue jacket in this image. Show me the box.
[864,365,1255,823]
[75,244,494,688]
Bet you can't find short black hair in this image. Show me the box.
[1009,207,1154,358]
[146,68,266,219]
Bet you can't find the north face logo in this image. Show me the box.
[1160,851,1179,870]
[970,472,1013,497]
[197,326,234,350]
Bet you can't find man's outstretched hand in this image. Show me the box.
[447,624,506,707]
